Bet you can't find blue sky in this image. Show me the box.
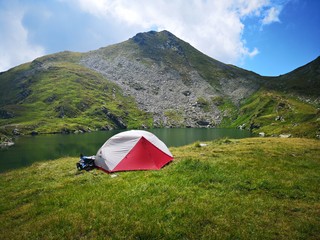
[0,0,319,76]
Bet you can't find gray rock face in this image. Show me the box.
[80,31,260,127]
[81,54,222,127]
[219,77,260,106]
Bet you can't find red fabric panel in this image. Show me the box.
[113,137,173,172]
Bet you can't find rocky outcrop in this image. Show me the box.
[0,135,14,148]
[80,31,260,127]
[101,107,127,129]
[81,54,222,127]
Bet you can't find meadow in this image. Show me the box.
[0,137,319,239]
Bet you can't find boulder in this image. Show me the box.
[279,134,292,138]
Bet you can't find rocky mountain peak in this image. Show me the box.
[80,30,262,127]
[129,30,186,60]
[132,30,178,45]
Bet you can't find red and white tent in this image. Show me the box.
[95,130,173,173]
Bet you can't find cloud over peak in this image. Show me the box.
[71,0,285,64]
[0,0,288,72]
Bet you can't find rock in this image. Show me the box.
[61,128,71,134]
[12,128,20,135]
[197,120,210,127]
[0,141,14,148]
[279,134,292,138]
[182,90,191,96]
[275,115,286,122]
[249,123,260,130]
[102,107,127,129]
[0,109,14,119]
[0,135,14,148]
[100,125,113,131]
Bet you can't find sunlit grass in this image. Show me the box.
[1,137,319,239]
[0,57,152,135]
[232,90,320,138]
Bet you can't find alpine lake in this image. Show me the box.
[0,128,254,173]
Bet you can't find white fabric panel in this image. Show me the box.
[96,133,140,171]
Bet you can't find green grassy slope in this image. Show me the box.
[0,138,319,239]
[265,56,320,97]
[0,53,152,135]
[230,89,320,138]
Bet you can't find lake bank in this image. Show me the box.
[0,128,254,173]
[1,137,319,239]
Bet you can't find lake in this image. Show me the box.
[0,128,254,173]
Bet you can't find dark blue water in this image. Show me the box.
[0,128,253,173]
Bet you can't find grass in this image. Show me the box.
[1,137,319,239]
[0,56,152,135]
[231,90,320,138]
[164,109,184,127]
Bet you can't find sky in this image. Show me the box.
[0,0,319,76]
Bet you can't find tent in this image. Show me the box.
[95,130,173,173]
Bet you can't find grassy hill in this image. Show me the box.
[1,137,319,239]
[229,89,320,138]
[0,52,152,135]
[265,56,320,97]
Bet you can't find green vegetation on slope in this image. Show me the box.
[1,138,319,239]
[265,56,320,97]
[231,90,320,138]
[0,54,152,135]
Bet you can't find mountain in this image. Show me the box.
[80,30,264,128]
[231,56,320,137]
[265,56,320,97]
[0,30,319,138]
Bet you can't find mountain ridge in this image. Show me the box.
[0,30,319,138]
[80,30,262,127]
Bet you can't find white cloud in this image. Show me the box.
[70,0,283,65]
[233,0,269,17]
[0,0,285,72]
[0,4,45,72]
[262,6,282,25]
[248,47,259,57]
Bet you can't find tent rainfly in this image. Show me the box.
[95,130,173,173]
